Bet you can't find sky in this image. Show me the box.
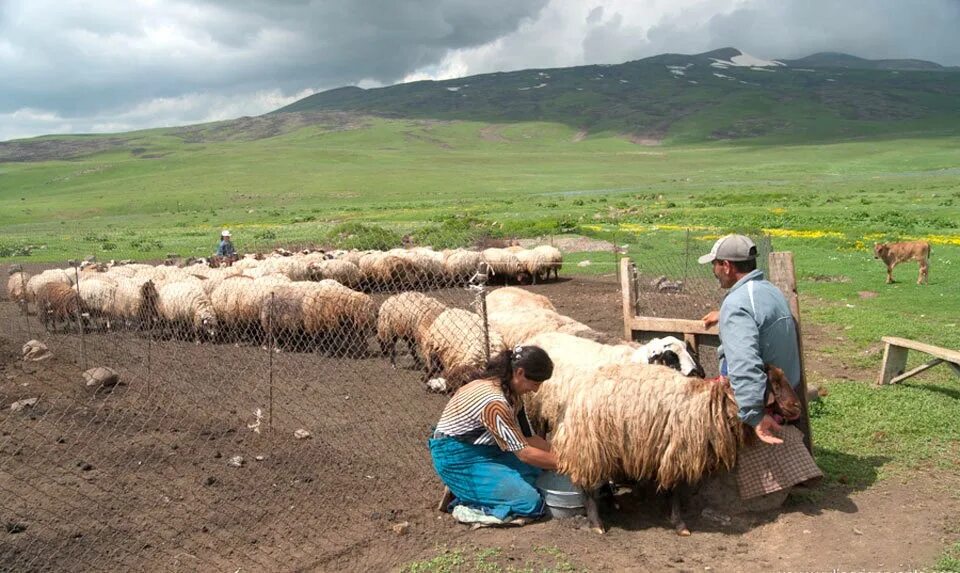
[2,0,959,141]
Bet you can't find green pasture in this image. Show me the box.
[1,116,959,568]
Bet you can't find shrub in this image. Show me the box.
[322,222,403,250]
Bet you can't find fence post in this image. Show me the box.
[768,251,813,454]
[268,291,275,431]
[620,257,637,341]
[74,266,86,371]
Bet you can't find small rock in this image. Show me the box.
[21,340,52,362]
[255,455,265,461]
[806,386,821,403]
[228,455,244,468]
[577,260,592,267]
[294,429,312,440]
[10,398,38,412]
[392,521,410,535]
[82,366,120,389]
[5,522,27,534]
[80,462,94,472]
[803,529,811,534]
[204,476,217,486]
[853,528,863,535]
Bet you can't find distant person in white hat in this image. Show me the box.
[699,234,801,446]
[216,229,236,258]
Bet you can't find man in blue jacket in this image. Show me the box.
[216,230,236,258]
[700,234,801,446]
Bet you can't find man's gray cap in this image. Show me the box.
[698,234,757,264]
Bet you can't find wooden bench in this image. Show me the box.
[877,336,960,385]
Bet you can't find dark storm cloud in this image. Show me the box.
[0,0,548,118]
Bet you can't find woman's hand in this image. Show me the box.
[516,444,558,471]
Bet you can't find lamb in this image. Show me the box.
[6,270,31,314]
[157,281,218,342]
[420,308,506,393]
[485,286,556,314]
[34,282,85,331]
[376,292,448,368]
[551,362,744,534]
[533,245,563,280]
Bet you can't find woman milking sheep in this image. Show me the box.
[429,345,557,527]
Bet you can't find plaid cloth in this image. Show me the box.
[736,425,822,500]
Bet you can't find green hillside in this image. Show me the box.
[276,47,960,143]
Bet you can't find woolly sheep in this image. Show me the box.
[302,279,377,355]
[421,308,506,393]
[359,252,419,290]
[259,256,311,281]
[6,270,31,313]
[309,258,363,289]
[514,249,548,283]
[376,292,448,368]
[485,286,556,314]
[533,245,562,280]
[551,362,743,533]
[107,277,159,329]
[157,281,218,342]
[77,277,119,329]
[487,307,612,349]
[521,331,704,435]
[34,281,84,332]
[26,269,73,303]
[481,248,521,282]
[442,249,482,285]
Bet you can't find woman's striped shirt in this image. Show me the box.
[434,378,529,452]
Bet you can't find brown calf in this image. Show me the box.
[874,241,930,285]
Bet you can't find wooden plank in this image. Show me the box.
[890,358,945,384]
[881,336,960,364]
[629,316,719,336]
[620,257,638,341]
[877,342,909,385]
[768,251,813,453]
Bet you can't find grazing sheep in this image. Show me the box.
[259,256,311,281]
[108,277,159,329]
[421,308,506,393]
[488,307,614,349]
[309,258,363,289]
[533,245,563,280]
[442,249,482,285]
[157,281,218,342]
[481,248,521,283]
[302,280,377,356]
[359,251,419,290]
[258,282,312,347]
[551,363,744,534]
[34,282,85,331]
[6,270,31,314]
[26,269,73,304]
[376,292,448,368]
[77,277,119,330]
[514,249,548,284]
[485,286,556,314]
[210,275,256,337]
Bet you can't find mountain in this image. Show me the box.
[275,47,960,143]
[782,52,959,71]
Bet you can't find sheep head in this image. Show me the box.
[633,336,704,377]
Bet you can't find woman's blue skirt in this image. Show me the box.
[429,436,544,521]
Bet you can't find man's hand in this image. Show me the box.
[754,413,784,445]
[701,310,720,328]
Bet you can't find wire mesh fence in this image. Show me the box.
[1,227,771,570]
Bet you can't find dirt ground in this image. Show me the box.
[1,270,957,572]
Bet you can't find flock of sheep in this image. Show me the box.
[5,243,754,536]
[4,245,562,348]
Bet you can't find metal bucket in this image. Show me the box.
[536,471,585,518]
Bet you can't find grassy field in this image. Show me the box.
[2,116,959,569]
